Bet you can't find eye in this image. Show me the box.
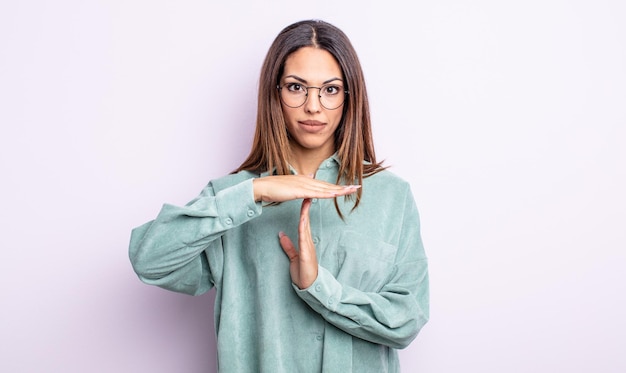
[323,85,342,96]
[286,83,305,93]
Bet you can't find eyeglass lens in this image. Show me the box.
[279,83,346,110]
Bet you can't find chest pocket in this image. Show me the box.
[331,231,398,293]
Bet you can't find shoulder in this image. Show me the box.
[360,168,419,210]
[363,168,411,192]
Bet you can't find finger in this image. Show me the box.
[298,199,316,260]
[278,231,298,260]
[299,199,312,241]
[300,198,312,221]
[334,185,361,196]
[302,184,361,199]
[297,199,318,288]
[309,179,359,191]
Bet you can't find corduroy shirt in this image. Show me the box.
[129,155,429,372]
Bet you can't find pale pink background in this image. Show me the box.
[1,1,625,372]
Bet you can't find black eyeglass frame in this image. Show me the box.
[276,84,349,110]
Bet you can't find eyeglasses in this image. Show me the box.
[277,82,348,110]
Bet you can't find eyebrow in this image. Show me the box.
[283,75,343,85]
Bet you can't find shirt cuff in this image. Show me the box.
[215,178,262,227]
[294,266,342,312]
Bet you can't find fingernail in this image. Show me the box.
[278,231,285,238]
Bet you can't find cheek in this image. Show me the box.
[281,104,294,120]
[281,108,296,129]
[330,111,344,128]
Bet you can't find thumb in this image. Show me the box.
[278,231,298,260]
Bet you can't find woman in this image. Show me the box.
[129,19,429,372]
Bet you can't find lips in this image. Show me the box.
[299,120,325,126]
[298,120,326,133]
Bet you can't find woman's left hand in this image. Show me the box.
[279,198,318,289]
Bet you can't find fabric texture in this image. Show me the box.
[129,154,429,372]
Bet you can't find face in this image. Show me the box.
[279,47,345,158]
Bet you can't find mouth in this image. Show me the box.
[298,120,326,133]
[299,120,325,127]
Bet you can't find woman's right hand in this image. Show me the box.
[253,175,360,203]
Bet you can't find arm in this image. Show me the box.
[129,175,359,295]
[129,178,261,295]
[281,187,429,349]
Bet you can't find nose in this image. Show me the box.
[304,87,322,113]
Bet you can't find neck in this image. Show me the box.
[288,143,335,176]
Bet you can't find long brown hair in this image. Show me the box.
[234,19,385,214]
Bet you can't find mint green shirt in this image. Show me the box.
[129,155,429,372]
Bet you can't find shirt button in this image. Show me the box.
[225,218,233,225]
[315,284,321,292]
[247,210,255,217]
[328,297,334,305]
[326,161,332,168]
[312,237,319,244]
[312,198,318,203]
[316,335,323,341]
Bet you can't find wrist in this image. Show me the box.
[252,178,262,202]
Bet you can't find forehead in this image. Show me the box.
[282,47,342,81]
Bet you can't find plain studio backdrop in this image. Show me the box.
[1,1,624,372]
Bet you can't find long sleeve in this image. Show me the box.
[295,183,429,349]
[129,177,262,295]
[128,157,428,372]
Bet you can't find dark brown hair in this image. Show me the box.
[234,19,385,214]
